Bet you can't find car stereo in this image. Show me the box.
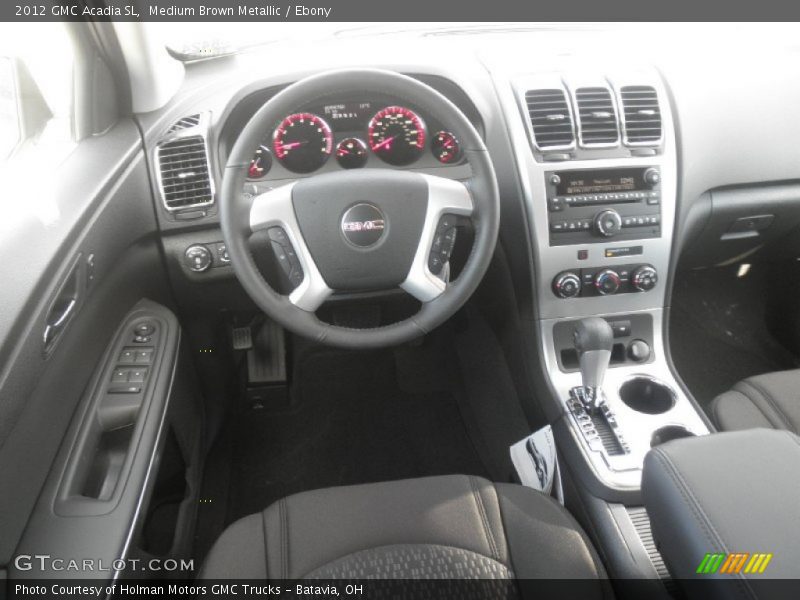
[546,167,662,246]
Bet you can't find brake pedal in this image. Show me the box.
[247,320,286,385]
[231,326,253,351]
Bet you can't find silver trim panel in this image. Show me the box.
[400,174,474,303]
[504,70,676,321]
[611,81,665,149]
[249,183,333,312]
[543,309,710,490]
[568,82,621,149]
[154,112,216,213]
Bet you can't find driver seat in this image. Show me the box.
[201,474,609,592]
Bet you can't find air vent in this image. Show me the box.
[575,87,619,147]
[620,86,662,145]
[167,114,201,134]
[156,135,214,211]
[524,89,575,150]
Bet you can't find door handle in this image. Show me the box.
[43,297,77,348]
[42,255,83,353]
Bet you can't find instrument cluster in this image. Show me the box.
[245,99,464,181]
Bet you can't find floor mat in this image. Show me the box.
[224,345,488,523]
[670,265,799,411]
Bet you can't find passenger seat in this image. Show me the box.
[711,369,800,433]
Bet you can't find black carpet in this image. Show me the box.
[670,265,799,411]
[224,343,488,524]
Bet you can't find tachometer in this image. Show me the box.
[272,113,333,173]
[368,106,426,166]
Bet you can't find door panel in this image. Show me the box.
[0,118,181,567]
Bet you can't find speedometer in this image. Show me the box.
[272,113,333,173]
[367,106,426,166]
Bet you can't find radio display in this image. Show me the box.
[556,168,646,196]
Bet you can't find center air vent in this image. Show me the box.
[575,87,619,147]
[156,135,214,211]
[524,89,575,150]
[619,86,662,145]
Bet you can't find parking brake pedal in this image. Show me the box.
[246,320,286,385]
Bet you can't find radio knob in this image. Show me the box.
[644,168,661,187]
[594,209,622,237]
[632,265,658,292]
[594,269,621,295]
[553,271,582,299]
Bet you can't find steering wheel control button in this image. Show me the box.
[340,203,387,248]
[632,265,658,292]
[184,245,212,272]
[268,227,305,289]
[553,271,582,299]
[428,215,459,275]
[594,209,623,237]
[594,269,622,295]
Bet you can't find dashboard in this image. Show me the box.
[140,30,800,309]
[216,80,485,188]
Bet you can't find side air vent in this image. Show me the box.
[156,135,214,211]
[620,86,662,145]
[167,114,201,134]
[575,87,619,147]
[524,89,575,150]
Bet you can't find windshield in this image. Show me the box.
[156,22,800,61]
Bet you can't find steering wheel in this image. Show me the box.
[220,69,499,348]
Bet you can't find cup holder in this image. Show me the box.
[619,376,675,415]
[651,425,696,447]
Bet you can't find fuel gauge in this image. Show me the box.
[248,144,273,179]
[432,131,462,164]
[336,137,368,169]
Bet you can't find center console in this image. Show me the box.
[493,68,711,493]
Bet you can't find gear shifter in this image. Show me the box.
[573,317,614,413]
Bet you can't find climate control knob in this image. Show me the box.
[632,265,658,292]
[553,271,582,299]
[594,209,622,237]
[594,269,621,295]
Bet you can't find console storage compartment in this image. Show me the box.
[642,429,800,599]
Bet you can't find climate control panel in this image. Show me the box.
[552,264,658,299]
[547,167,662,246]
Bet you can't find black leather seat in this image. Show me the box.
[201,474,608,590]
[710,369,800,433]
